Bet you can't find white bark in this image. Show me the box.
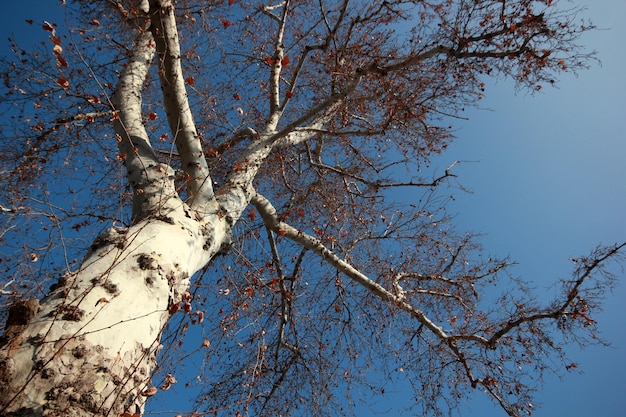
[0,199,228,416]
[149,0,214,210]
[0,2,383,415]
[0,8,231,415]
[0,3,335,414]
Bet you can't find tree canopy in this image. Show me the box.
[0,1,624,416]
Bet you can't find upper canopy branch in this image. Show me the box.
[307,155,459,189]
[266,0,290,129]
[148,0,213,210]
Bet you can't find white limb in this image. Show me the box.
[149,0,214,211]
[250,190,450,341]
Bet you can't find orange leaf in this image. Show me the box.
[248,209,257,221]
[56,76,69,89]
[148,112,158,120]
[195,311,204,324]
[42,21,55,34]
[244,286,254,297]
[142,387,157,397]
[185,76,195,86]
[232,93,241,100]
[222,19,231,29]
[95,297,110,306]
[277,229,286,236]
[228,0,235,5]
[286,91,294,98]
[280,55,290,67]
[169,303,180,315]
[56,55,68,67]
[264,57,276,65]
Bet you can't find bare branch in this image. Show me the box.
[486,242,626,348]
[1,279,15,296]
[266,0,290,129]
[149,0,213,209]
[250,190,450,341]
[111,30,168,220]
[307,156,459,189]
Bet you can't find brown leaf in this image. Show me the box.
[56,55,68,67]
[56,76,69,89]
[95,297,109,306]
[42,21,55,34]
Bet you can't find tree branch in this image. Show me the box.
[149,0,213,210]
[250,190,451,341]
[266,0,290,130]
[112,30,172,221]
[307,157,459,190]
[486,242,626,348]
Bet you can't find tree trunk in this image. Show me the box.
[0,197,229,417]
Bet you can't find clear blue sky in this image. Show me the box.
[1,1,624,416]
[432,1,626,415]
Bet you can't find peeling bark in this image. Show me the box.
[0,197,229,416]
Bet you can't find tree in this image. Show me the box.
[0,0,623,416]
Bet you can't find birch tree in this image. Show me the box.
[0,1,623,416]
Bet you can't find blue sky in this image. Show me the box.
[435,1,626,415]
[1,1,624,416]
